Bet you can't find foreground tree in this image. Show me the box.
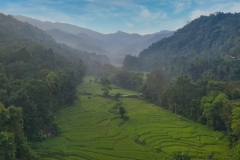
[0,103,38,160]
[163,75,200,119]
[0,132,15,160]
[201,92,229,130]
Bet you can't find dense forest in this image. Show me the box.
[0,13,104,159]
[123,12,240,81]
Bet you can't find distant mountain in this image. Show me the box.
[2,14,109,68]
[15,15,112,55]
[14,15,103,37]
[14,15,174,64]
[123,12,240,80]
[101,30,152,46]
[77,32,108,49]
[146,30,174,44]
[14,15,154,43]
[45,29,109,55]
[119,30,174,55]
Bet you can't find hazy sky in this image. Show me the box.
[1,0,240,34]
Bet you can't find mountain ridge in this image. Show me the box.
[45,29,109,55]
[14,15,174,64]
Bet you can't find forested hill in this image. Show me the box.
[0,14,54,48]
[0,13,88,159]
[123,12,240,81]
[0,14,109,70]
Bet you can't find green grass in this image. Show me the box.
[34,76,234,160]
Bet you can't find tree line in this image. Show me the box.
[90,63,143,93]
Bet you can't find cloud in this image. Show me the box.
[77,0,167,25]
[126,22,134,27]
[139,7,151,19]
[173,0,192,13]
[134,6,167,23]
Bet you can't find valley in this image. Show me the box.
[34,77,234,160]
[1,9,240,160]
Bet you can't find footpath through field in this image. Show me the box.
[34,76,234,160]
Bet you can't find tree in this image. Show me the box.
[142,70,169,105]
[163,75,200,119]
[110,70,143,91]
[56,71,77,106]
[114,93,121,101]
[172,151,191,160]
[96,64,117,78]
[0,132,16,160]
[207,80,227,93]
[119,106,126,118]
[45,71,59,95]
[51,123,61,136]
[17,47,31,63]
[8,80,50,140]
[0,103,15,160]
[100,78,112,97]
[123,54,138,70]
[201,92,229,130]
[0,103,38,159]
[74,59,86,84]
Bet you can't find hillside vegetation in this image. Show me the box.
[0,13,88,159]
[34,77,234,160]
[123,12,240,81]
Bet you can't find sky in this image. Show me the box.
[1,0,240,34]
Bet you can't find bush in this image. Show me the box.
[171,151,191,160]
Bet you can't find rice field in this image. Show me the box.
[78,76,137,95]
[34,77,235,160]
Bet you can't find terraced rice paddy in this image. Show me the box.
[34,77,234,159]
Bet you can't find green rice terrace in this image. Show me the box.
[34,77,234,160]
